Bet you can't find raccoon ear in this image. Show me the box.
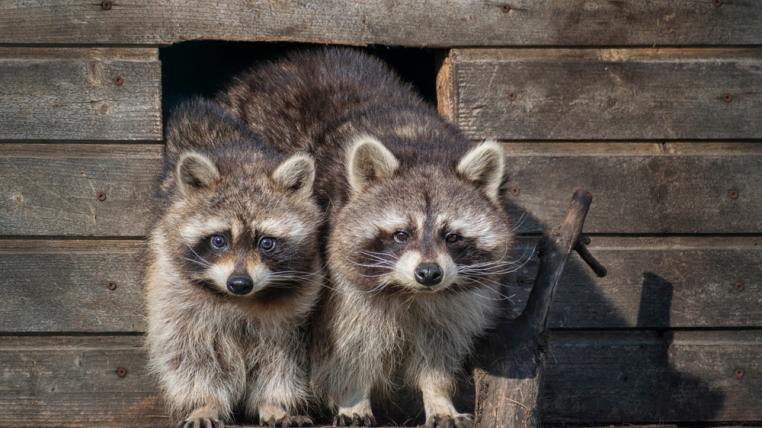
[457,140,505,204]
[176,152,220,195]
[346,135,399,195]
[272,153,315,198]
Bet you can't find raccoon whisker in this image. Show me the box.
[270,270,323,278]
[359,251,399,262]
[182,256,211,268]
[350,261,397,270]
[461,278,516,302]
[510,211,529,233]
[183,243,213,266]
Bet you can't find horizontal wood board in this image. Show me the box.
[0,144,162,236]
[0,48,161,141]
[500,145,762,234]
[0,240,146,333]
[0,1,761,46]
[541,330,762,423]
[1,237,759,333]
[2,143,761,236]
[448,48,762,140]
[0,332,758,426]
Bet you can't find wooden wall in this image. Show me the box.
[0,1,760,426]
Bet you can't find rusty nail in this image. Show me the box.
[114,76,124,86]
[582,235,592,245]
[735,281,745,291]
[500,4,511,13]
[101,0,112,10]
[96,191,107,202]
[713,0,723,6]
[511,187,520,196]
[116,367,127,378]
[508,92,516,100]
[735,368,744,380]
[728,189,738,200]
[723,94,733,103]
[107,281,117,291]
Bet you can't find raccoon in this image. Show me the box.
[218,48,513,428]
[145,99,322,427]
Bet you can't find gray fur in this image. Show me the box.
[145,99,322,426]
[218,48,514,426]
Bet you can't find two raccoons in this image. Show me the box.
[146,48,514,428]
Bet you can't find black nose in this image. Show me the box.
[414,262,443,286]
[226,275,254,295]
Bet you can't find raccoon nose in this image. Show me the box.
[226,275,254,295]
[414,262,443,286]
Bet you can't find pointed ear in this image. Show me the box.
[176,152,220,195]
[346,135,399,195]
[456,140,504,204]
[272,153,315,198]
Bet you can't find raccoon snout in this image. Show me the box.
[414,262,443,286]
[226,274,254,295]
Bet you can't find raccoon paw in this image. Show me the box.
[260,414,313,427]
[424,413,473,428]
[179,417,224,428]
[333,412,376,426]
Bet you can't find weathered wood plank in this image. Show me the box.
[2,143,760,236]
[505,237,762,328]
[0,48,161,141]
[0,336,168,427]
[447,48,762,140]
[0,332,758,425]
[0,240,146,333]
[0,144,162,236]
[542,330,762,423]
[1,237,757,331]
[1,1,761,46]
[500,143,762,233]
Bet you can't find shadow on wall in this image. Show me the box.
[160,42,725,426]
[497,204,725,425]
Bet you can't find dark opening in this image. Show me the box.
[160,41,445,127]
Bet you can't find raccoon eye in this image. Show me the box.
[258,236,277,252]
[445,232,462,244]
[210,234,228,250]
[393,230,410,244]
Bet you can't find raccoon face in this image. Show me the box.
[169,151,320,299]
[330,137,513,295]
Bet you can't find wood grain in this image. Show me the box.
[0,48,161,141]
[2,143,760,235]
[505,237,762,328]
[447,48,762,140]
[0,1,760,46]
[0,240,146,334]
[0,144,162,236]
[500,144,762,234]
[0,332,758,425]
[0,336,167,427]
[1,237,757,331]
[542,330,762,423]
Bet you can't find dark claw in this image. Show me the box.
[351,413,362,426]
[364,414,376,426]
[333,414,349,426]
